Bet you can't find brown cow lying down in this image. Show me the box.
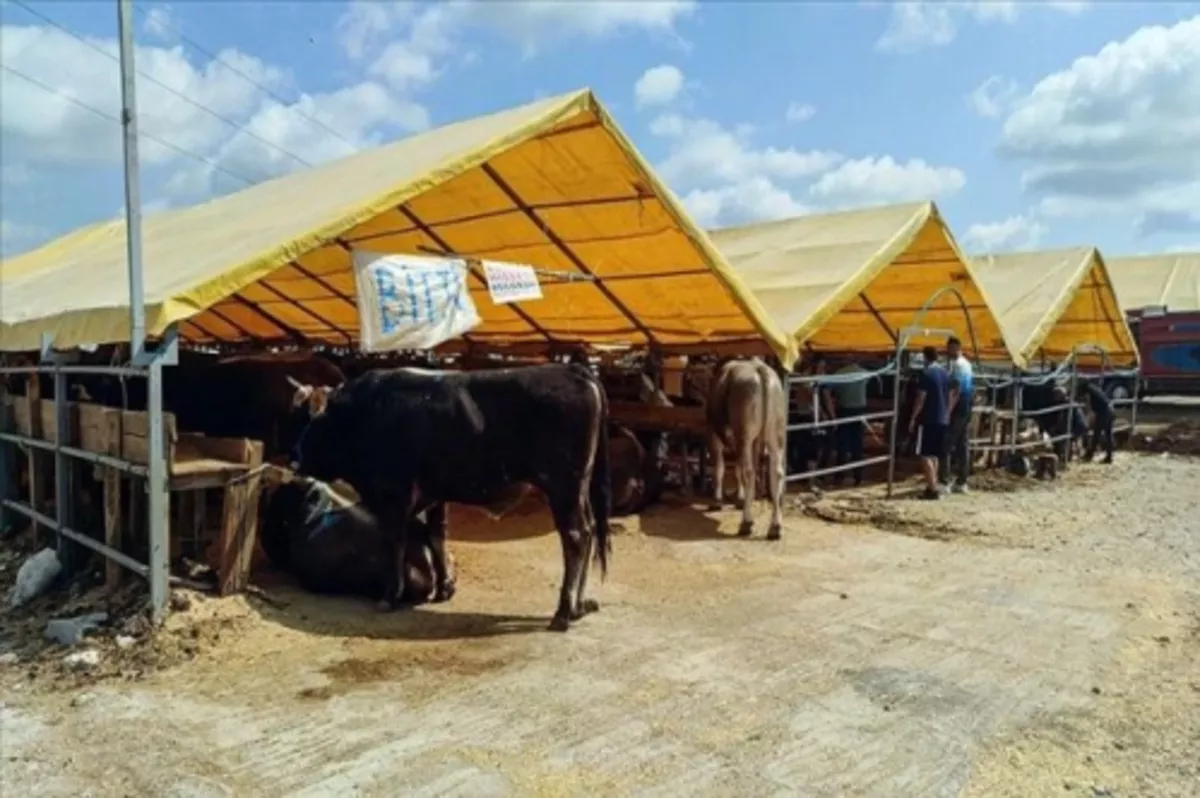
[260,475,455,605]
[706,358,786,540]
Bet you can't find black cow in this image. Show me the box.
[1018,379,1085,460]
[261,476,446,602]
[287,364,612,632]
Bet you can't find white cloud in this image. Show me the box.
[997,15,1200,237]
[1166,242,1200,254]
[650,110,962,225]
[808,156,966,207]
[785,102,816,124]
[336,1,416,61]
[337,0,696,66]
[142,6,176,42]
[168,82,428,199]
[683,177,811,228]
[961,213,1047,252]
[1046,1,1089,15]
[634,65,684,108]
[652,114,842,188]
[649,113,840,225]
[361,3,462,92]
[0,218,46,257]
[0,24,285,167]
[968,75,1018,119]
[468,0,696,56]
[876,1,1084,54]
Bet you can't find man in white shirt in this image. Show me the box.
[941,336,974,493]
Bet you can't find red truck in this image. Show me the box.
[1118,307,1200,398]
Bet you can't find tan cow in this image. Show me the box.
[706,358,786,540]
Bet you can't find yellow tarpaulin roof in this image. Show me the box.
[0,89,796,367]
[1105,252,1200,313]
[969,247,1138,367]
[708,201,1019,366]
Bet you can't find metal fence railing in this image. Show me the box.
[0,331,177,622]
[785,359,898,490]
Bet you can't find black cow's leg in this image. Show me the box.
[572,495,598,619]
[426,502,456,603]
[548,491,586,632]
[369,489,413,612]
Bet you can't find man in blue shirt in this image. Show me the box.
[941,336,975,492]
[908,346,960,500]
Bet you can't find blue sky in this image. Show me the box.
[2,1,1198,261]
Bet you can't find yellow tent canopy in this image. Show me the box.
[708,201,1017,366]
[0,89,796,368]
[1105,252,1200,313]
[969,247,1138,367]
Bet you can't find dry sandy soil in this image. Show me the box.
[2,443,1198,796]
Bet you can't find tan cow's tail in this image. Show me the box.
[706,364,732,450]
[754,360,782,473]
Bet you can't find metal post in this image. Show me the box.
[1129,365,1141,439]
[146,347,169,623]
[0,374,12,532]
[1065,352,1078,467]
[117,0,146,354]
[53,364,77,570]
[1011,365,1022,461]
[886,335,905,498]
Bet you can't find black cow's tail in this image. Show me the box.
[590,380,612,579]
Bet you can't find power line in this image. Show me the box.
[0,63,257,189]
[10,0,315,171]
[131,1,364,155]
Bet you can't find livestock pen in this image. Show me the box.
[0,88,801,621]
[968,248,1141,471]
[708,201,1017,495]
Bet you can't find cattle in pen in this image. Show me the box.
[286,363,612,632]
[706,358,786,540]
[260,474,451,603]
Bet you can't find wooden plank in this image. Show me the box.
[96,410,124,589]
[121,408,178,466]
[217,440,264,596]
[39,399,79,446]
[12,398,32,437]
[79,402,121,454]
[609,400,708,436]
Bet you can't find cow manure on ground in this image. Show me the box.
[1130,419,1200,456]
[801,496,978,543]
[316,643,514,697]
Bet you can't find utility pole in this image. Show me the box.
[117,0,146,354]
[117,0,169,623]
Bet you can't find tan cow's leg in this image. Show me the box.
[708,432,725,511]
[765,438,784,541]
[737,438,756,537]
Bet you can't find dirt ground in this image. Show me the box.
[2,444,1199,796]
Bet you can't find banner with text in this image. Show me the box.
[353,251,481,351]
[482,260,543,305]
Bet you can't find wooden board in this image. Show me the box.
[121,408,178,466]
[78,402,122,455]
[215,440,264,596]
[609,401,708,436]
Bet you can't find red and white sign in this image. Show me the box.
[482,260,543,305]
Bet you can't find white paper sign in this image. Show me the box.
[482,260,543,305]
[353,251,481,351]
